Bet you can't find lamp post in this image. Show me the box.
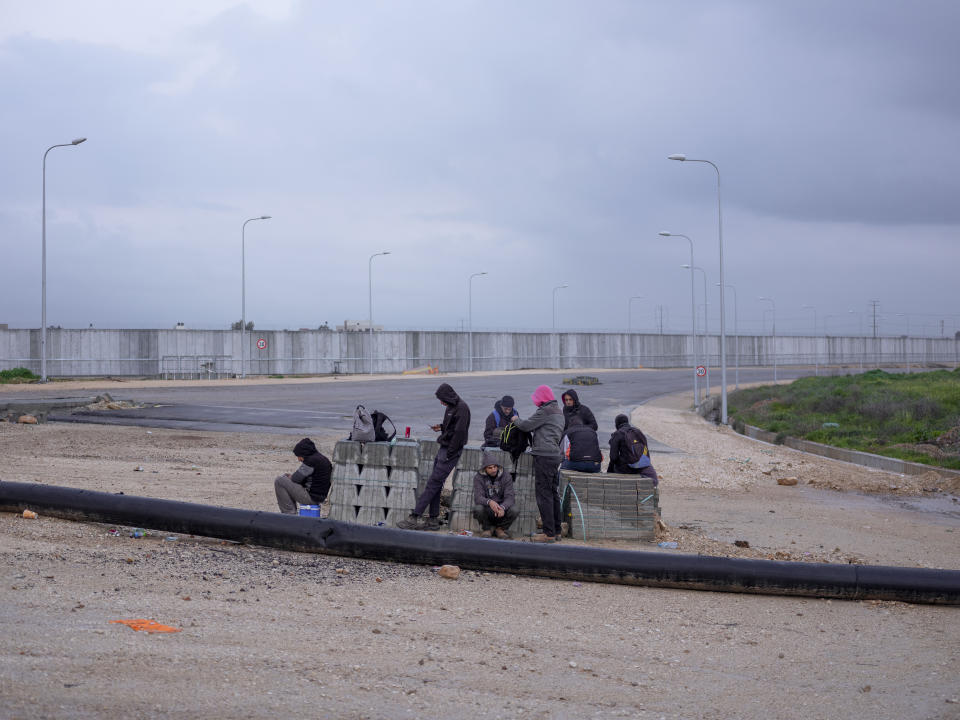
[759,296,777,382]
[659,231,699,403]
[802,304,818,376]
[627,295,645,331]
[669,153,728,423]
[717,282,739,390]
[367,251,391,374]
[682,264,710,397]
[240,215,271,379]
[552,284,568,331]
[468,271,487,372]
[41,137,87,383]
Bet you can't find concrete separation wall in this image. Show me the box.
[2,327,958,377]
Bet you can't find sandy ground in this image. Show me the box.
[1,381,958,719]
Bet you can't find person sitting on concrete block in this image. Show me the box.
[483,394,519,448]
[274,438,333,514]
[607,414,658,484]
[472,450,518,538]
[561,415,603,473]
[398,383,471,531]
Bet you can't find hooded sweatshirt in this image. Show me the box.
[607,414,653,475]
[435,383,471,456]
[561,389,598,431]
[472,450,515,510]
[290,437,333,503]
[515,385,564,459]
[563,416,603,463]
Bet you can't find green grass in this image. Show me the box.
[728,368,960,470]
[0,367,39,384]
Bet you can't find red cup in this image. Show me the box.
[404,426,411,438]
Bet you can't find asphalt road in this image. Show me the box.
[42,367,813,439]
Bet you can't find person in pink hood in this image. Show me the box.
[514,384,565,542]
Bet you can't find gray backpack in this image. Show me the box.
[349,405,375,442]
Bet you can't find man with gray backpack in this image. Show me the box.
[607,414,658,484]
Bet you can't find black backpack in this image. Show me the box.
[371,410,397,442]
[499,421,531,462]
[620,426,650,466]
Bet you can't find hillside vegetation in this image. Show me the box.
[728,368,960,470]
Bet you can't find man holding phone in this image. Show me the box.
[398,383,471,531]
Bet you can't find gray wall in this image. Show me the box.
[1,328,958,377]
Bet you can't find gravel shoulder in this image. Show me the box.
[1,384,958,719]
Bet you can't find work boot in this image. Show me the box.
[530,533,556,543]
[421,516,441,531]
[397,514,423,530]
[494,527,511,540]
[480,529,493,538]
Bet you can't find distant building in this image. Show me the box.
[338,320,382,332]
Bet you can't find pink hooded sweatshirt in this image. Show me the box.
[531,384,556,407]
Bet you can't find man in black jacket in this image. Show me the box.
[607,414,658,484]
[561,389,598,431]
[398,383,471,531]
[274,437,333,514]
[483,395,518,447]
[561,416,603,473]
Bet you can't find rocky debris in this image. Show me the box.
[776,477,799,486]
[17,415,38,424]
[437,565,460,580]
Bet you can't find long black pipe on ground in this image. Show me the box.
[2,481,958,605]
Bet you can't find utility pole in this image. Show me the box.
[870,300,880,338]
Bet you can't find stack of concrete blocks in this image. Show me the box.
[509,452,541,537]
[328,440,421,526]
[560,470,659,541]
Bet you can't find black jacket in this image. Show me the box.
[561,389,598,431]
[607,423,651,475]
[435,383,470,456]
[483,400,518,446]
[564,423,602,463]
[291,437,333,502]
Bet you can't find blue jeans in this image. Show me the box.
[561,459,601,473]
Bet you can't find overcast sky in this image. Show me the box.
[2,0,958,337]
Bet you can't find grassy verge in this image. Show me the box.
[0,367,39,384]
[728,368,960,470]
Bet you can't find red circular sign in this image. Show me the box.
[695,365,706,377]
[256,338,267,350]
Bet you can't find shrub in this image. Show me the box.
[0,367,39,383]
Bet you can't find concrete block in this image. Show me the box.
[383,486,416,510]
[359,442,391,466]
[388,441,420,468]
[333,441,361,463]
[358,465,389,483]
[418,439,440,459]
[386,468,419,489]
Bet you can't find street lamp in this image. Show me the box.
[41,137,86,382]
[802,304,818,376]
[717,282,739,390]
[241,215,271,379]
[627,295,645,331]
[659,231,699,403]
[368,251,391,374]
[669,153,728,423]
[468,272,487,372]
[681,264,710,397]
[552,284,568,331]
[759,296,777,382]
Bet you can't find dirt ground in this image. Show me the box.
[1,380,958,719]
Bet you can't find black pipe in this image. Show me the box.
[2,481,958,605]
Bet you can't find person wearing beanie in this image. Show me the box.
[561,389,598,431]
[472,450,518,538]
[607,414,658,483]
[398,383,471,531]
[514,384,565,542]
[274,437,333,514]
[483,394,519,447]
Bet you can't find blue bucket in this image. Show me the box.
[297,504,320,517]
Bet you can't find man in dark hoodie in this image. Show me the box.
[398,383,471,531]
[274,437,333,514]
[561,389,598,431]
[561,415,603,473]
[607,414,658,484]
[472,450,517,538]
[483,394,519,447]
[515,384,565,542]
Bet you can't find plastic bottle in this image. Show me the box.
[657,541,678,549]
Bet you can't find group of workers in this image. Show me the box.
[274,382,657,543]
